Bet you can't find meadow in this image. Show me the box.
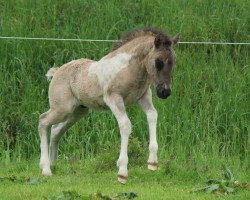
[0,0,249,199]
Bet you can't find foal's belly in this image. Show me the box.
[79,96,108,110]
[79,86,147,109]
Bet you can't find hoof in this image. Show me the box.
[42,168,52,176]
[118,175,127,184]
[148,162,157,171]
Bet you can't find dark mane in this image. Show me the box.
[112,27,171,51]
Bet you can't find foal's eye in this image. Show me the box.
[155,58,164,71]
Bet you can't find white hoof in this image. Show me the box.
[118,175,127,184]
[148,162,157,171]
[42,168,52,176]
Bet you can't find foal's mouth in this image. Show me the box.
[156,83,171,99]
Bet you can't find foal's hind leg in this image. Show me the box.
[50,106,89,163]
[38,107,75,176]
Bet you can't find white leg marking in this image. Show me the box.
[38,112,52,176]
[39,108,74,176]
[138,88,158,171]
[50,122,67,163]
[104,94,131,184]
[49,107,88,163]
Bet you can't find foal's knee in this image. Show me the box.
[147,108,158,123]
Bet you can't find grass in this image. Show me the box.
[0,158,249,200]
[0,0,249,199]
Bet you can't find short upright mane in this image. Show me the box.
[112,27,171,51]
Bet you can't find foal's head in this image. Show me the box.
[147,33,180,99]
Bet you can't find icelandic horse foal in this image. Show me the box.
[38,28,180,184]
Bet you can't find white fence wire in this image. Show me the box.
[0,36,249,45]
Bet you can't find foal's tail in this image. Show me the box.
[46,67,58,81]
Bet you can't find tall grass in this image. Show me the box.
[0,0,249,170]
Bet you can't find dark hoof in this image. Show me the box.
[118,174,127,184]
[148,162,158,171]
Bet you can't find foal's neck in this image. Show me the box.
[128,43,153,86]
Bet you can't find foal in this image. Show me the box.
[39,27,180,184]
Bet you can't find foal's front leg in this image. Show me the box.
[104,94,131,184]
[138,88,158,170]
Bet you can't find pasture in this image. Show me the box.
[0,0,249,199]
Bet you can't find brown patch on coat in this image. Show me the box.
[107,54,150,104]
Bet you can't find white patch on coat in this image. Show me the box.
[88,53,132,91]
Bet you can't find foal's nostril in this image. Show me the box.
[156,84,171,99]
[166,89,171,96]
[157,88,171,99]
[162,89,171,98]
[161,89,166,97]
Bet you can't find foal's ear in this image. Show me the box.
[154,34,163,48]
[171,33,180,46]
[155,34,172,49]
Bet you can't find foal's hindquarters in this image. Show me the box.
[38,59,93,176]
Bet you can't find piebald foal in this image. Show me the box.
[39,28,180,184]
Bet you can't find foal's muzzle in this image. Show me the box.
[156,83,171,99]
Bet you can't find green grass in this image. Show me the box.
[0,0,249,199]
[0,159,249,200]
